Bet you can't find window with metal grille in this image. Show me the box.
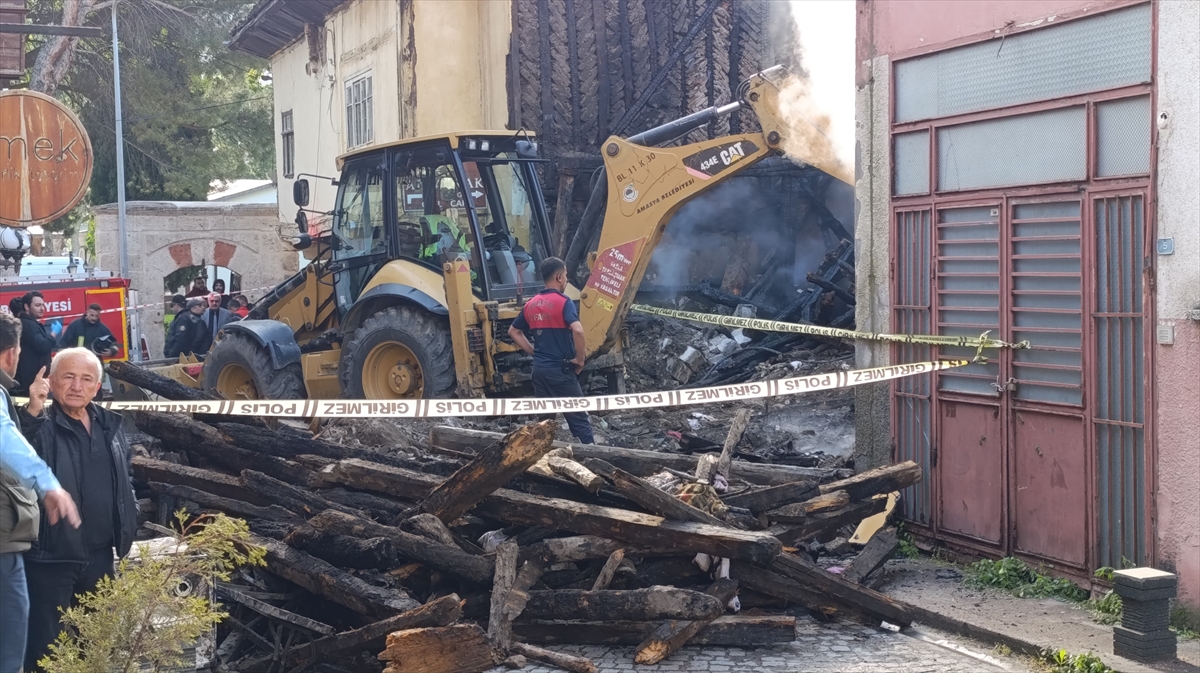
[936,205,1001,396]
[893,209,933,524]
[1093,193,1147,567]
[345,74,374,149]
[1010,201,1083,406]
[281,110,295,179]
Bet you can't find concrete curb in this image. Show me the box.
[899,601,1197,673]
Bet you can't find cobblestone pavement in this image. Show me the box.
[486,615,1037,673]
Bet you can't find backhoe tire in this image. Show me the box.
[203,332,306,400]
[340,305,456,400]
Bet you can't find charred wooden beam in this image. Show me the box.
[843,527,899,584]
[132,457,266,506]
[241,469,361,519]
[473,489,781,564]
[770,552,913,627]
[487,540,520,648]
[401,513,461,548]
[818,461,921,502]
[582,459,728,526]
[523,587,722,621]
[805,273,855,306]
[214,584,335,635]
[145,482,302,524]
[731,564,841,616]
[378,624,500,673]
[319,487,410,520]
[509,642,596,673]
[635,578,739,665]
[284,525,400,570]
[249,535,419,618]
[317,459,782,563]
[514,614,796,647]
[215,422,464,476]
[239,594,463,673]
[107,360,217,402]
[314,458,440,500]
[717,409,753,481]
[763,490,850,523]
[769,496,889,546]
[721,480,819,513]
[529,448,605,494]
[527,536,669,564]
[307,510,495,585]
[430,427,847,485]
[128,412,313,483]
[591,549,626,591]
[417,421,557,522]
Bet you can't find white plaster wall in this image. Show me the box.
[1155,0,1200,321]
[268,0,512,229]
[1153,0,1200,619]
[272,37,340,229]
[94,203,299,358]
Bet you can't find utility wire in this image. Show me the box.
[122,94,270,123]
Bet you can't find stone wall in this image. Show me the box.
[94,202,299,359]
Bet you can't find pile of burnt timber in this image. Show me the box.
[120,376,918,672]
[644,240,856,388]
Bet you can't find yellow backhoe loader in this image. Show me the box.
[157,66,850,401]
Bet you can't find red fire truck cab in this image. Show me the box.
[0,268,135,363]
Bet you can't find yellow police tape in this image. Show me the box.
[632,304,1031,352]
[94,359,968,419]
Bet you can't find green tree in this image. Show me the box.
[21,0,274,204]
[38,512,265,673]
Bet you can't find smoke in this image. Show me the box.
[646,179,782,289]
[777,0,856,181]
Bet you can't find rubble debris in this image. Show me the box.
[116,364,921,671]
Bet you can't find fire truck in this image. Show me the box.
[0,259,137,363]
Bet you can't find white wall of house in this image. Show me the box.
[269,0,511,229]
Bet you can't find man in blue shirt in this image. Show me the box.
[507,257,594,444]
[0,312,80,673]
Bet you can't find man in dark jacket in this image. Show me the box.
[58,303,119,357]
[198,292,236,353]
[164,298,206,359]
[0,314,80,673]
[22,347,138,673]
[15,291,57,396]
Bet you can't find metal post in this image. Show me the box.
[111,3,129,279]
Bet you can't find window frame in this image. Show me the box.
[281,110,295,179]
[345,72,374,150]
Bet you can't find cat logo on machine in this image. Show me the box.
[622,183,638,202]
[682,140,759,180]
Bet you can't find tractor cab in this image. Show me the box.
[301,132,554,311]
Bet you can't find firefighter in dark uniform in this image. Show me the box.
[507,257,595,444]
[164,298,207,359]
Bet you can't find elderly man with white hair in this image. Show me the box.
[21,347,138,673]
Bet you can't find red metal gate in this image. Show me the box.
[892,188,1151,577]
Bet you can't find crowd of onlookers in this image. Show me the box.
[0,274,251,672]
[1,310,137,672]
[163,277,249,360]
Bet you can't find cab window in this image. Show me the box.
[394,148,484,292]
[332,156,385,306]
[465,158,551,298]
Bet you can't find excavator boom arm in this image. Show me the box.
[578,67,851,358]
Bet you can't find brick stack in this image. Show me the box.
[1112,567,1177,662]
